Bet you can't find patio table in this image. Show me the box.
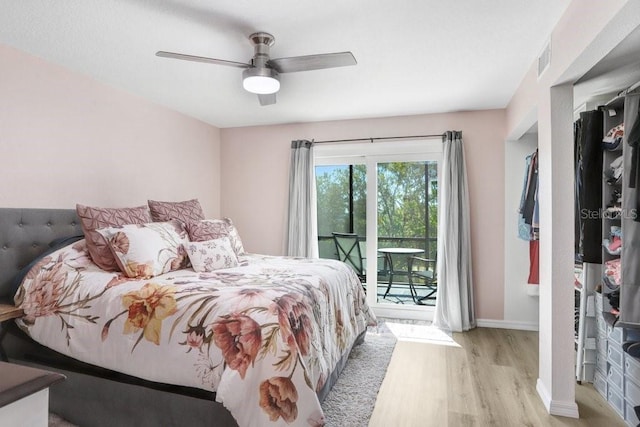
[378,247,424,302]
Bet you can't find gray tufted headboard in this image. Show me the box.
[0,208,83,302]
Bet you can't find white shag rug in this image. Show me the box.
[321,331,397,426]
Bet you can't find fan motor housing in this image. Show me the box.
[249,32,275,68]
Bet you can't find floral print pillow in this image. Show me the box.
[96,220,189,278]
[186,218,245,256]
[223,217,246,256]
[183,237,239,272]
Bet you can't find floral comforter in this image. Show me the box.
[14,239,375,426]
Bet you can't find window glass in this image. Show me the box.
[314,139,441,308]
[315,164,367,259]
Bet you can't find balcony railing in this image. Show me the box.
[318,235,436,262]
[319,234,437,305]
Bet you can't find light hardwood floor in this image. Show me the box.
[369,328,626,427]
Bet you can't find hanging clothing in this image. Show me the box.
[518,150,538,241]
[574,109,604,264]
[528,240,540,285]
[518,154,533,240]
[574,118,583,258]
[518,150,539,284]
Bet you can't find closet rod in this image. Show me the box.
[615,79,640,98]
[313,133,444,144]
[627,79,640,94]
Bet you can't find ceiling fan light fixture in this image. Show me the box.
[242,67,280,94]
[157,31,356,105]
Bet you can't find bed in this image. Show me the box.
[0,207,375,427]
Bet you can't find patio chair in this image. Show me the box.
[332,232,367,284]
[408,256,438,305]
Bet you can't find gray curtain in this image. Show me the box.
[433,131,476,332]
[286,140,319,258]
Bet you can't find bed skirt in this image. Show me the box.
[4,324,366,427]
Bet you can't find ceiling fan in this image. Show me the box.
[156,32,357,106]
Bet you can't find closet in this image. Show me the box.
[504,133,539,327]
[575,85,640,425]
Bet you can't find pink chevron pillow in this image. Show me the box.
[76,204,152,271]
[148,199,205,224]
[185,218,245,256]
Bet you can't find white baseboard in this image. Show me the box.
[536,378,579,419]
[476,318,539,331]
[536,378,552,412]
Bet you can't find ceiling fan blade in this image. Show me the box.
[156,51,251,69]
[258,93,277,106]
[269,52,356,73]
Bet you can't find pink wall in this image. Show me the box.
[0,43,221,215]
[506,0,629,138]
[221,110,507,321]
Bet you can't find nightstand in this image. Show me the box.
[0,304,24,362]
[0,361,65,427]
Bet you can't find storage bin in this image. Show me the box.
[597,350,608,374]
[625,375,640,406]
[609,384,625,418]
[625,401,640,427]
[609,324,624,345]
[609,343,624,371]
[609,364,624,393]
[595,369,608,399]
[625,353,640,384]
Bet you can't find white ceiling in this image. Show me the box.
[0,0,572,128]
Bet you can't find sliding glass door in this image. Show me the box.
[375,160,438,305]
[315,139,441,310]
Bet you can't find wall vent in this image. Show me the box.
[537,39,551,79]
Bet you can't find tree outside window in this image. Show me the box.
[316,161,437,261]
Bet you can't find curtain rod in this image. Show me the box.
[312,133,445,144]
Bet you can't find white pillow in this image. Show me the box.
[96,220,189,278]
[183,237,239,272]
